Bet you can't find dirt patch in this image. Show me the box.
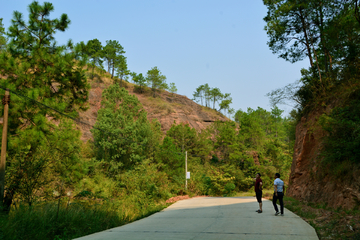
[166,195,208,203]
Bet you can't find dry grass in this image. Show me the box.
[143,96,174,115]
[201,106,228,119]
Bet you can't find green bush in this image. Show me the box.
[319,98,360,165]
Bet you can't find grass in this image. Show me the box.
[282,196,360,239]
[144,96,174,115]
[0,199,168,240]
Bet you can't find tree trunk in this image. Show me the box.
[111,60,115,79]
[299,9,314,68]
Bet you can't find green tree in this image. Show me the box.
[169,82,177,96]
[193,84,205,105]
[156,137,184,184]
[203,83,211,107]
[102,40,125,79]
[91,84,155,175]
[146,66,168,97]
[219,93,232,115]
[271,106,284,138]
[74,41,88,61]
[166,122,197,153]
[0,1,89,210]
[0,18,6,51]
[115,55,130,87]
[6,120,83,206]
[86,38,103,79]
[213,121,240,161]
[131,72,147,93]
[209,87,223,110]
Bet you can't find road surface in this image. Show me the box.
[75,197,318,240]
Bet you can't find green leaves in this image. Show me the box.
[146,66,167,98]
[131,72,148,93]
[0,18,6,51]
[92,84,155,174]
[103,40,125,79]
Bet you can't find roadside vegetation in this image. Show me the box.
[283,196,360,240]
[2,0,360,239]
[0,2,296,239]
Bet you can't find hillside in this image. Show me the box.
[288,103,360,210]
[77,74,229,141]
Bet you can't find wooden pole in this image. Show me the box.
[185,151,187,190]
[0,90,10,206]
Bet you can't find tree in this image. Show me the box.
[74,41,88,61]
[271,106,284,138]
[131,72,147,93]
[86,38,103,79]
[219,93,232,115]
[156,137,184,184]
[102,40,125,79]
[146,66,168,97]
[193,85,205,105]
[0,18,6,51]
[91,84,155,174]
[115,55,130,87]
[0,1,89,210]
[209,87,223,109]
[166,122,197,153]
[169,82,177,96]
[203,83,211,107]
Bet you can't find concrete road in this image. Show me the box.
[75,197,319,240]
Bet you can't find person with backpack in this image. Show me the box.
[273,172,285,216]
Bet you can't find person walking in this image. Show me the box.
[273,173,285,216]
[254,173,263,213]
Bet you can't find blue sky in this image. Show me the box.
[1,0,309,116]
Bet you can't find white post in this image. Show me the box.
[185,151,187,190]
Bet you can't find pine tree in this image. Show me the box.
[0,1,89,210]
[131,72,147,93]
[86,38,103,79]
[91,84,155,175]
[146,66,168,97]
[0,18,6,51]
[102,40,125,78]
[169,82,177,96]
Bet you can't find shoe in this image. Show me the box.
[258,210,262,213]
[256,209,260,212]
[275,212,280,216]
[280,214,284,216]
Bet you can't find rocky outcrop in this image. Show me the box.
[288,112,360,209]
[77,82,228,142]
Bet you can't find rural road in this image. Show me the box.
[75,197,319,240]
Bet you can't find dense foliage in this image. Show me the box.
[0,1,296,239]
[264,0,360,168]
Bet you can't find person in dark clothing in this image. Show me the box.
[254,173,263,213]
[273,173,285,216]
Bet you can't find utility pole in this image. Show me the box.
[0,90,10,206]
[185,151,187,190]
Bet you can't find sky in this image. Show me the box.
[1,0,310,116]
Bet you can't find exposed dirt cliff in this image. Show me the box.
[77,79,228,142]
[288,110,360,209]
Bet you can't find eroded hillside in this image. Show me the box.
[288,108,360,210]
[77,76,228,141]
